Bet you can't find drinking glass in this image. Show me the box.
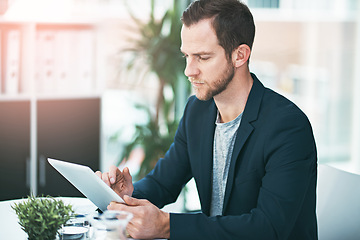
[59,214,90,240]
[88,210,133,240]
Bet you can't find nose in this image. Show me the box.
[184,58,200,77]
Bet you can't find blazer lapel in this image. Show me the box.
[222,74,265,213]
[198,100,217,215]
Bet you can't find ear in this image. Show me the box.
[232,44,251,68]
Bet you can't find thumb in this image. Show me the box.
[123,195,141,206]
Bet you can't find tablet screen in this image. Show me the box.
[48,158,124,212]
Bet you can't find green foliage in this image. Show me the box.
[11,195,74,240]
[121,0,190,123]
[123,0,186,92]
[117,0,190,179]
[122,104,178,180]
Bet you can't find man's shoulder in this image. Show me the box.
[247,74,309,123]
[263,87,305,115]
[259,87,312,129]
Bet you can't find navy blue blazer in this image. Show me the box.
[133,73,318,240]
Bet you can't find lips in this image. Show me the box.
[192,82,204,88]
[188,77,204,87]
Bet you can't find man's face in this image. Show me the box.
[180,19,234,101]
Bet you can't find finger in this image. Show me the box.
[126,223,141,240]
[102,172,111,186]
[107,201,127,211]
[95,171,102,178]
[109,165,119,184]
[123,167,133,182]
[125,223,135,239]
[123,195,142,206]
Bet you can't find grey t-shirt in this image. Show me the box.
[210,111,243,216]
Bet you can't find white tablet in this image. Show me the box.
[48,158,124,212]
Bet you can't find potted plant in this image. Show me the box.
[11,195,74,240]
[114,0,191,179]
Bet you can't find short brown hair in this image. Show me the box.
[181,0,255,60]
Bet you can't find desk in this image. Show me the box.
[0,197,165,240]
[0,197,97,239]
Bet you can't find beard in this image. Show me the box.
[189,63,235,101]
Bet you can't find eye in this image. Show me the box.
[198,55,210,61]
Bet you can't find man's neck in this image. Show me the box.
[214,71,253,123]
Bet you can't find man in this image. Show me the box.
[96,0,318,239]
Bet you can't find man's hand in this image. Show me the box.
[108,195,170,239]
[95,166,134,198]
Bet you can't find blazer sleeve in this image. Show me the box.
[169,109,317,240]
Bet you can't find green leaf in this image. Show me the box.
[11,195,74,239]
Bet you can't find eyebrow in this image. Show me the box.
[180,49,214,56]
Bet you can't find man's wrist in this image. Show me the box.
[160,211,170,239]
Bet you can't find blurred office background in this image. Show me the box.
[0,0,359,212]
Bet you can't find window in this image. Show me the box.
[248,0,279,8]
